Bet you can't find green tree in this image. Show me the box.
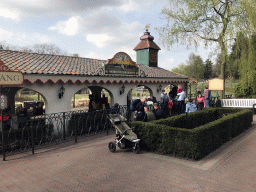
[186,53,205,79]
[212,53,222,78]
[203,59,213,79]
[245,0,256,32]
[158,0,246,98]
[235,34,256,98]
[227,32,249,79]
[171,63,189,75]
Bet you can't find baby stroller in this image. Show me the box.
[108,114,140,154]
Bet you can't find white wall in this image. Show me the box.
[20,81,186,114]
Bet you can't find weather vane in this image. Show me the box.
[145,24,151,31]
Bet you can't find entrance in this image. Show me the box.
[71,86,113,112]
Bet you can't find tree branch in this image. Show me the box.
[184,30,218,41]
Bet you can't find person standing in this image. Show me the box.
[153,103,163,120]
[160,90,169,118]
[169,85,177,99]
[168,97,174,117]
[204,86,211,108]
[177,88,185,114]
[197,92,205,111]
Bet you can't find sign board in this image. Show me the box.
[104,52,139,76]
[209,78,224,90]
[0,59,24,85]
[0,95,8,110]
[0,72,23,85]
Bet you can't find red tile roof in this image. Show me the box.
[0,50,187,79]
[134,31,161,51]
[133,41,161,51]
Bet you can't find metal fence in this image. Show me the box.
[0,105,128,161]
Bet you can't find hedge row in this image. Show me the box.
[129,108,252,160]
[152,108,243,129]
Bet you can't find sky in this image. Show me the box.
[0,0,217,71]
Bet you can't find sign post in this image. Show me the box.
[0,59,24,161]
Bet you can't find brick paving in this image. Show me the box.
[0,116,256,191]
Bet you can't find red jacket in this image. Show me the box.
[197,97,205,107]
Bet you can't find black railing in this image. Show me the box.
[0,105,129,160]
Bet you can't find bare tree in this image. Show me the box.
[0,41,20,51]
[32,44,68,55]
[0,42,69,56]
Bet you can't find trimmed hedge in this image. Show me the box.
[129,108,252,160]
[152,108,243,129]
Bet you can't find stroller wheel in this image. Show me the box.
[132,143,140,154]
[118,140,126,149]
[109,142,116,152]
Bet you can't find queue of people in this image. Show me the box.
[127,85,211,122]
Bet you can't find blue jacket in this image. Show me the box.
[185,102,197,114]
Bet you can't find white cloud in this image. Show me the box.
[119,1,140,12]
[49,9,144,50]
[0,28,51,46]
[48,10,123,35]
[86,34,114,48]
[84,20,143,50]
[118,0,170,13]
[1,0,124,16]
[159,56,175,71]
[0,8,20,20]
[49,16,81,36]
[85,51,107,60]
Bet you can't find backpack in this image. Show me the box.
[162,93,169,104]
[130,99,140,111]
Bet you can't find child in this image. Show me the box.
[190,99,197,113]
[168,97,174,116]
[197,92,205,111]
[185,99,197,114]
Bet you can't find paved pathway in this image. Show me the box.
[0,116,256,191]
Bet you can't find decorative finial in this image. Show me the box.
[145,23,151,31]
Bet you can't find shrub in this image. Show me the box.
[129,108,252,160]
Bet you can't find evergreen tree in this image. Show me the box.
[203,59,213,79]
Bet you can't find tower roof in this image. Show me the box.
[133,30,161,51]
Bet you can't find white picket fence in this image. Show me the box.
[221,99,256,108]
